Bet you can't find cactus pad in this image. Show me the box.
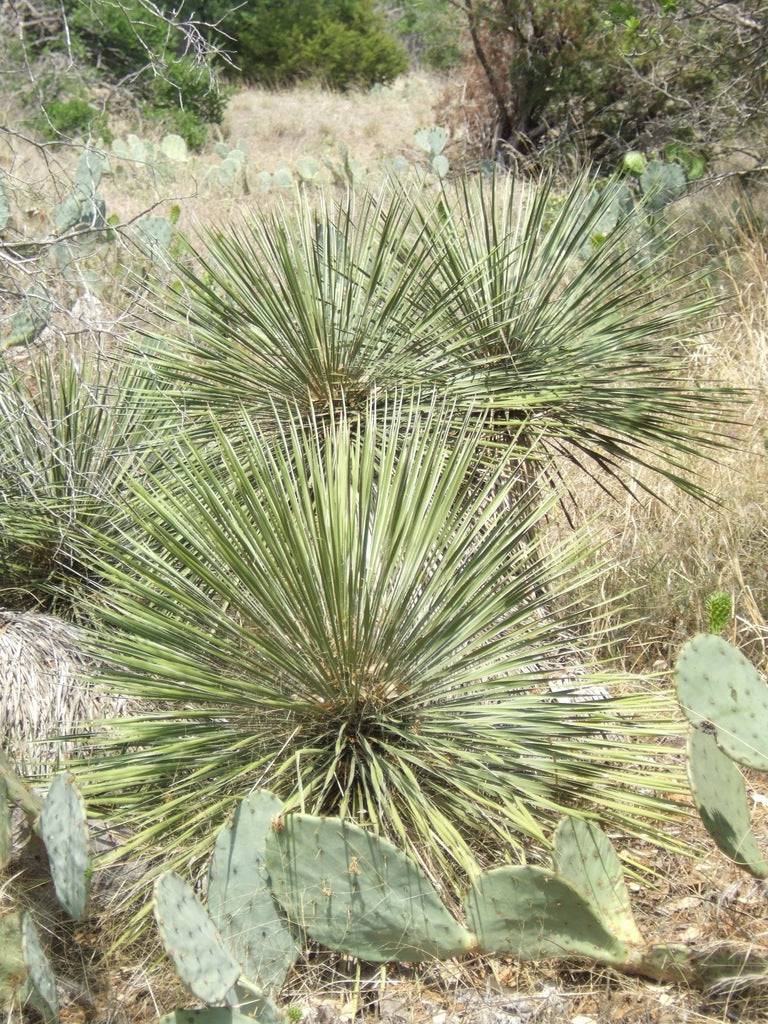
[0,913,25,1010]
[640,160,686,211]
[154,872,241,1005]
[21,913,59,1022]
[208,790,299,995]
[465,866,628,964]
[159,1011,263,1024]
[553,817,642,944]
[266,814,475,962]
[0,778,10,870]
[676,634,768,770]
[687,728,768,878]
[40,773,91,921]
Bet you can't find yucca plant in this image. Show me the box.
[81,398,686,914]
[142,174,734,497]
[141,187,467,432]
[410,173,733,498]
[0,348,158,611]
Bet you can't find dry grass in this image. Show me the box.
[558,187,768,675]
[0,610,135,771]
[223,74,441,170]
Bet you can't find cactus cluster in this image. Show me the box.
[1,746,764,1021]
[0,763,91,1021]
[675,632,768,878]
[148,790,766,1017]
[1,144,179,349]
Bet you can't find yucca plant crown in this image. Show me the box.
[82,399,685,908]
[0,348,156,609]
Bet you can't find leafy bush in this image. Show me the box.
[145,57,228,148]
[202,0,408,89]
[35,96,111,142]
[387,0,464,71]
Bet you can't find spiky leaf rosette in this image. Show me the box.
[409,173,734,498]
[140,189,466,436]
[0,348,159,611]
[142,175,733,498]
[81,400,684,907]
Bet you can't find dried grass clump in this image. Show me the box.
[0,610,130,770]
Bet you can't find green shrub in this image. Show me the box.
[210,0,408,89]
[35,97,111,142]
[145,57,228,148]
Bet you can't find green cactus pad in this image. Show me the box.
[687,728,768,878]
[0,777,10,870]
[0,750,43,820]
[154,872,241,1005]
[0,913,25,1009]
[159,1010,266,1024]
[640,159,686,211]
[465,866,628,964]
[676,634,768,771]
[21,913,59,1022]
[553,817,642,945]
[208,790,299,995]
[39,773,91,921]
[266,814,475,963]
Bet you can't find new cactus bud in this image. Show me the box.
[706,591,732,634]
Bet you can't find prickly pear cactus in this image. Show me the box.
[160,1011,262,1024]
[687,728,768,878]
[639,159,686,211]
[135,215,174,260]
[414,127,448,158]
[208,791,300,996]
[676,634,768,770]
[553,818,643,945]
[266,814,475,963]
[0,750,43,820]
[707,591,732,634]
[39,773,91,921]
[0,778,9,870]
[21,912,59,1023]
[154,872,241,1006]
[1,285,52,351]
[160,134,189,162]
[0,913,25,1012]
[465,865,628,964]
